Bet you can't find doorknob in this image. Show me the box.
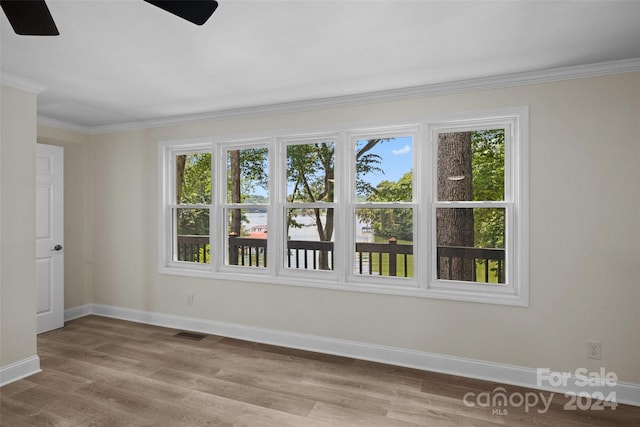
[53,244,63,251]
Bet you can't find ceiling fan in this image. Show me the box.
[1,0,218,36]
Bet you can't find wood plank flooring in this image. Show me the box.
[1,315,638,426]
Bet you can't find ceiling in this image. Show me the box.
[1,0,639,130]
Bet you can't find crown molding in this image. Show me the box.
[0,71,47,94]
[37,116,92,134]
[39,57,640,135]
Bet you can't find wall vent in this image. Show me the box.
[174,331,207,341]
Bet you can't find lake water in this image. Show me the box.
[243,212,373,242]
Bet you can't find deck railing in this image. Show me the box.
[437,246,505,283]
[228,235,267,267]
[287,240,335,270]
[176,235,209,263]
[176,235,505,282]
[355,238,413,277]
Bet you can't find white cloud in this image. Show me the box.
[392,145,411,155]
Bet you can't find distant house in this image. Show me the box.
[247,225,267,239]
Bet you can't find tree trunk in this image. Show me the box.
[230,150,242,237]
[176,155,186,204]
[318,147,334,270]
[436,132,474,281]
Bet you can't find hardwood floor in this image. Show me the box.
[1,316,638,426]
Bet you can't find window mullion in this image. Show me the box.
[159,109,526,305]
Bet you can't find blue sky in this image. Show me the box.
[357,136,413,188]
[248,136,413,198]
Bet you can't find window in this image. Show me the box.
[350,130,417,282]
[427,109,528,305]
[159,107,528,305]
[159,142,212,272]
[223,144,269,269]
[283,137,337,274]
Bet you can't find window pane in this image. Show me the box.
[174,208,209,263]
[355,208,413,277]
[437,130,504,201]
[226,147,268,204]
[436,208,505,283]
[176,153,211,204]
[285,208,334,271]
[286,142,334,202]
[356,136,412,202]
[226,208,267,268]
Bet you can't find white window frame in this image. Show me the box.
[424,107,529,306]
[345,126,421,288]
[158,140,214,276]
[217,139,273,276]
[157,107,528,306]
[277,133,341,281]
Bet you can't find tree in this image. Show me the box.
[286,139,387,270]
[176,155,186,204]
[437,132,474,280]
[471,129,505,249]
[229,150,242,236]
[357,171,413,240]
[176,152,211,236]
[355,138,386,199]
[287,142,335,269]
[227,148,268,236]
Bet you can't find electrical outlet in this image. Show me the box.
[587,341,601,360]
[186,294,194,306]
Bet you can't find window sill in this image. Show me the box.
[158,266,528,306]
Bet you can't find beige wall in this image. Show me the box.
[28,73,640,383]
[0,85,38,367]
[81,72,640,383]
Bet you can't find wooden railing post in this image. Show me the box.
[388,237,397,277]
[228,232,238,265]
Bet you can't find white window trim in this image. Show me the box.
[158,139,214,275]
[217,139,274,276]
[345,125,421,288]
[423,107,529,306]
[158,107,529,306]
[277,133,341,281]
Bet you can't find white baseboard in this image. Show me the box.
[0,356,41,387]
[64,303,93,321]
[67,303,640,407]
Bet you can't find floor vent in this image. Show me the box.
[174,331,207,341]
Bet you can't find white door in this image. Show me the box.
[36,144,64,333]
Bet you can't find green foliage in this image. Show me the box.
[356,130,505,248]
[180,153,211,204]
[286,143,335,242]
[287,142,334,203]
[175,131,506,254]
[369,172,412,202]
[471,129,504,201]
[357,172,414,241]
[177,208,209,236]
[355,138,388,198]
[178,153,211,236]
[227,147,268,202]
[471,130,505,249]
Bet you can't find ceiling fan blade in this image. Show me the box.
[1,0,59,36]
[144,0,218,26]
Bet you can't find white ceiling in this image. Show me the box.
[1,0,639,129]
